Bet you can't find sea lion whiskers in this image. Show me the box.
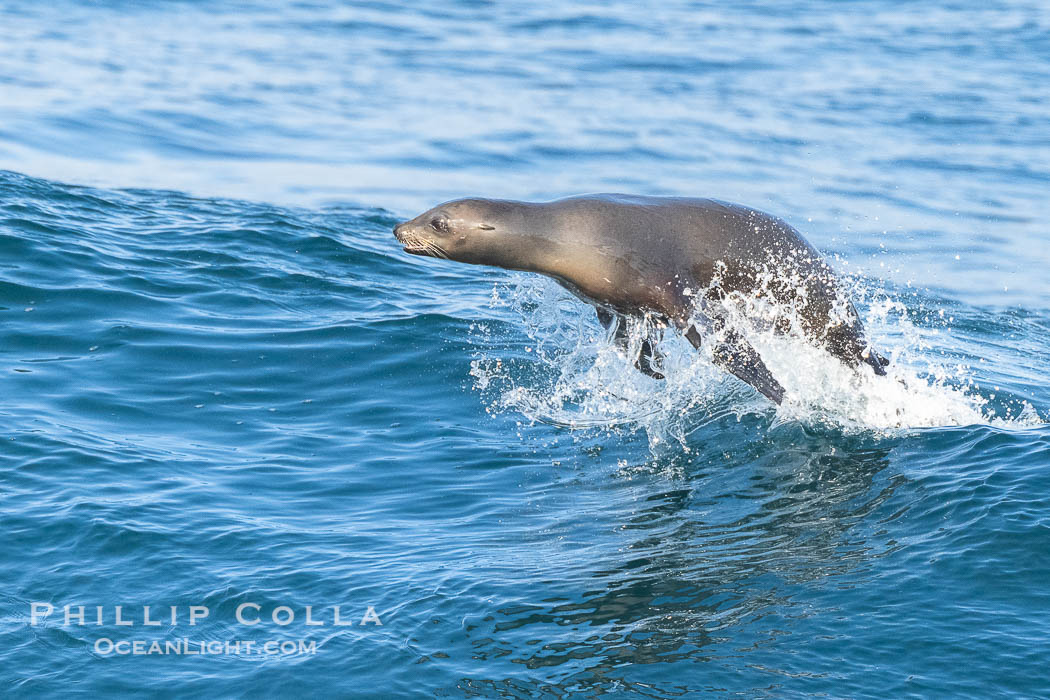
[400,231,449,259]
[422,239,449,259]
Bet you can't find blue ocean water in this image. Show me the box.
[2,0,1050,697]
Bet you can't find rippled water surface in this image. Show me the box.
[2,1,1050,697]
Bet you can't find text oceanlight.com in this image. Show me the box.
[95,638,320,656]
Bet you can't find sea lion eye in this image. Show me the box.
[430,218,450,234]
[478,224,495,231]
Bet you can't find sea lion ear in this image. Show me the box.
[477,224,495,231]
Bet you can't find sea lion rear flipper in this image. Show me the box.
[684,325,785,405]
[595,308,665,380]
[862,349,889,376]
[825,321,889,376]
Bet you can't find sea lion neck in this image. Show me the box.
[460,201,580,276]
[492,229,578,277]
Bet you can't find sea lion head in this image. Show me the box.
[394,198,530,267]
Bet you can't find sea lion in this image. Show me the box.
[393,194,888,404]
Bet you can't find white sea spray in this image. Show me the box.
[469,270,1045,445]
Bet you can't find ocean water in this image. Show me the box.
[3,0,1050,697]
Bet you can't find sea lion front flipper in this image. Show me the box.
[595,308,623,345]
[595,308,665,380]
[684,325,785,405]
[635,337,665,380]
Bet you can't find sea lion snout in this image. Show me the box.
[392,220,421,252]
[393,218,446,257]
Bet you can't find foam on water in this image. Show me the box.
[469,269,1045,445]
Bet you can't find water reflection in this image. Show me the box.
[462,428,903,696]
